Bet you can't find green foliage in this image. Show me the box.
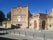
[7,11,11,20]
[0,11,5,22]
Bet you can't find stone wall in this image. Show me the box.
[11,6,29,28]
[2,21,11,28]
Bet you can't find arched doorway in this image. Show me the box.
[42,20,45,30]
[16,24,21,28]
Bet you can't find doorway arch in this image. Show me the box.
[42,20,45,30]
[34,20,37,29]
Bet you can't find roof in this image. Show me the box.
[12,6,28,9]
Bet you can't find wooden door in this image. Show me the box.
[42,20,45,30]
[34,21,37,29]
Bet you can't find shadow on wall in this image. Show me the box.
[11,24,20,29]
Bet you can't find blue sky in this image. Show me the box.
[0,0,53,15]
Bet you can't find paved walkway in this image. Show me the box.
[0,29,53,40]
[0,33,33,40]
[0,33,53,40]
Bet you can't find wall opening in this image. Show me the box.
[42,20,45,30]
[34,20,37,29]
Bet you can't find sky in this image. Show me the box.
[0,0,53,15]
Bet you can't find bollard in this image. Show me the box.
[25,31,26,36]
[44,33,45,40]
[19,31,20,36]
[33,33,34,38]
[14,31,15,34]
[10,30,11,34]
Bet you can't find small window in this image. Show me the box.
[49,25,51,27]
[17,16,22,22]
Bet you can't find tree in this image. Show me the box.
[7,11,11,20]
[0,11,5,22]
[0,11,5,25]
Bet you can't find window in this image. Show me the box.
[17,16,22,22]
[49,24,51,27]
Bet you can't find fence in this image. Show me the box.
[3,29,53,40]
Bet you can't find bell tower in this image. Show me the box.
[52,8,53,13]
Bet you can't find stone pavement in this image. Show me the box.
[0,33,33,40]
[0,33,53,40]
[0,29,53,40]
